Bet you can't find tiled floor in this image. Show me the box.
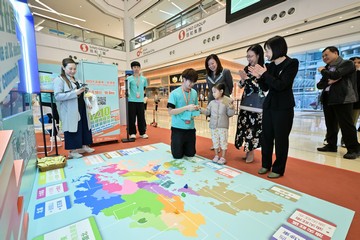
[146,110,360,173]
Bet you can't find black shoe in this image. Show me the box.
[343,152,357,159]
[317,145,337,152]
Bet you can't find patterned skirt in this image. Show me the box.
[234,109,262,152]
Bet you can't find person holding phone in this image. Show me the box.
[54,57,94,159]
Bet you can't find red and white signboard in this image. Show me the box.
[287,209,337,240]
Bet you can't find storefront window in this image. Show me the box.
[290,41,360,111]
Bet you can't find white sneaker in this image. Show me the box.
[129,134,136,139]
[50,136,63,142]
[69,151,83,159]
[77,146,95,153]
[140,134,148,139]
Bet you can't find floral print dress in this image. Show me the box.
[234,76,264,152]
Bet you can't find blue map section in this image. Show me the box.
[73,173,125,214]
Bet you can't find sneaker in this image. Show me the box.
[140,134,148,139]
[82,145,95,153]
[217,157,226,165]
[129,134,136,139]
[317,145,337,152]
[69,151,83,159]
[212,155,219,163]
[50,136,63,142]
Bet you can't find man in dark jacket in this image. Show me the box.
[317,46,359,159]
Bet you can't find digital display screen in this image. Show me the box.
[226,0,286,23]
[231,0,260,14]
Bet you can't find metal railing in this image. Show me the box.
[130,0,225,51]
[33,14,126,51]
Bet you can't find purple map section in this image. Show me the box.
[74,174,125,214]
[137,181,176,198]
[178,188,200,196]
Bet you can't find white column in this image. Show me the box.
[123,2,134,67]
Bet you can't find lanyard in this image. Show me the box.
[182,88,191,105]
[134,76,141,92]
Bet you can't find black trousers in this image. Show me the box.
[323,94,360,152]
[128,102,146,135]
[171,127,196,159]
[261,108,294,175]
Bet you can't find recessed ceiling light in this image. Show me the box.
[29,2,86,22]
[339,16,343,19]
[350,25,354,28]
[171,2,182,11]
[142,20,156,26]
[159,10,174,16]
[80,5,82,8]
[33,12,89,29]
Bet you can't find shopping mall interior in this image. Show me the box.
[0,0,360,239]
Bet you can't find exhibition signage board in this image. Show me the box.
[77,61,120,143]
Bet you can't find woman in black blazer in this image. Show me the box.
[248,36,299,178]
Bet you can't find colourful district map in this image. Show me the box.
[27,143,354,240]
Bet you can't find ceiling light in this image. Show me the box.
[34,19,45,27]
[35,0,57,13]
[33,12,89,29]
[214,0,225,7]
[29,3,86,22]
[159,10,174,16]
[142,20,156,26]
[171,2,182,11]
[35,26,44,31]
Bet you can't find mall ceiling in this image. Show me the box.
[27,0,200,38]
[27,0,359,67]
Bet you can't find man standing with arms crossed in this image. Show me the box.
[317,46,359,159]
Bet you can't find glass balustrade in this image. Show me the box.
[33,15,126,51]
[130,0,225,51]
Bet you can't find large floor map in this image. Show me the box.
[27,143,354,240]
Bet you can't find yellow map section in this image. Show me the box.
[158,195,206,237]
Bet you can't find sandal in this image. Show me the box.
[212,155,219,163]
[218,157,226,165]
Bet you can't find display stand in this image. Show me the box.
[121,78,135,143]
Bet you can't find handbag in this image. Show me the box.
[240,92,265,113]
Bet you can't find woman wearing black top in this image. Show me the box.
[205,54,234,102]
[248,36,299,178]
